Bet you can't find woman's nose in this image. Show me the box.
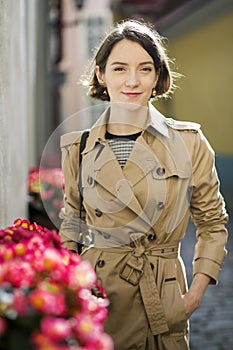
[125,72,139,87]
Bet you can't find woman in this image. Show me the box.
[59,20,228,349]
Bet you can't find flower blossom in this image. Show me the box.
[40,316,72,340]
[65,260,97,289]
[0,219,113,350]
[29,289,67,316]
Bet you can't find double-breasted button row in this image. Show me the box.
[103,232,111,239]
[95,208,102,217]
[147,233,156,241]
[87,175,93,185]
[156,167,166,176]
[97,260,105,268]
[158,202,165,210]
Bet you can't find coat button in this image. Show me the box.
[148,233,156,241]
[97,260,105,268]
[103,232,111,239]
[95,208,102,217]
[87,175,93,185]
[156,167,165,176]
[158,202,165,210]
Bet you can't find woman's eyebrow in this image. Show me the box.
[139,61,154,65]
[111,61,127,66]
[110,61,154,66]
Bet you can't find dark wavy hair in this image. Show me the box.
[82,19,178,101]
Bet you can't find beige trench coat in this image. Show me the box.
[59,104,228,350]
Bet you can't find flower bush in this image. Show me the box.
[28,167,65,229]
[0,219,113,350]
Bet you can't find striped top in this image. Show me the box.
[106,131,141,167]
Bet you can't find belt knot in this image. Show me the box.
[132,245,145,257]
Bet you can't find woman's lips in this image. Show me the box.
[122,92,142,98]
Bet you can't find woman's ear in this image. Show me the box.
[154,73,159,88]
[95,65,105,85]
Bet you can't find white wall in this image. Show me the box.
[0,0,38,227]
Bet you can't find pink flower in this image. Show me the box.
[27,235,46,251]
[31,332,57,350]
[13,289,30,315]
[41,188,55,200]
[28,168,64,194]
[41,317,72,340]
[0,245,14,261]
[66,260,96,289]
[0,219,112,349]
[3,260,35,288]
[85,333,114,350]
[28,289,66,316]
[52,198,63,209]
[78,289,108,323]
[73,312,100,343]
[66,250,81,265]
[14,242,27,256]
[32,331,72,350]
[42,248,63,271]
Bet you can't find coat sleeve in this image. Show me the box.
[190,129,228,284]
[58,132,91,252]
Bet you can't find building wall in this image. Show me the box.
[168,11,233,156]
[0,0,30,227]
[158,10,233,210]
[59,0,112,132]
[0,0,49,227]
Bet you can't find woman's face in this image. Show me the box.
[95,39,158,107]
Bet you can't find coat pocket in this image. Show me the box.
[161,277,187,334]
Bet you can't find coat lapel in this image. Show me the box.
[123,133,158,186]
[83,141,153,226]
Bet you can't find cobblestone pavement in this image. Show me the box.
[181,215,233,350]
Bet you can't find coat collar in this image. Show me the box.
[146,102,169,138]
[83,103,169,154]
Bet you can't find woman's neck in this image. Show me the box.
[106,124,143,135]
[107,102,148,135]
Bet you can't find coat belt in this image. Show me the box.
[100,241,180,335]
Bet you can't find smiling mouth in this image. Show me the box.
[122,92,142,98]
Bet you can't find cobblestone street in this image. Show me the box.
[181,213,233,350]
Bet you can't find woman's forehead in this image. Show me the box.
[107,39,153,63]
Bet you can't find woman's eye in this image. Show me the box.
[114,67,125,72]
[141,67,153,72]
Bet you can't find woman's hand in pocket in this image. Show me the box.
[182,273,211,319]
[182,291,201,319]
